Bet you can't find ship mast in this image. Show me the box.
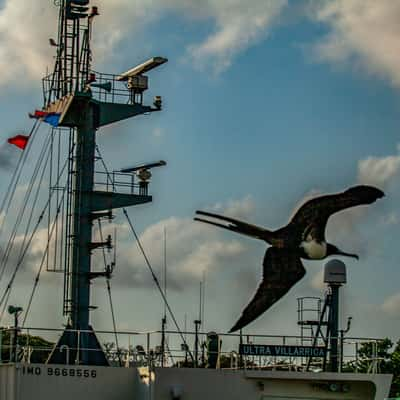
[43,0,167,365]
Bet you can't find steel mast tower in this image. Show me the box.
[43,0,167,365]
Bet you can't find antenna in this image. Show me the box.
[194,279,203,367]
[201,270,206,331]
[113,227,117,273]
[161,226,167,367]
[164,227,167,320]
[199,281,202,323]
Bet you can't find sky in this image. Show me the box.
[0,0,400,353]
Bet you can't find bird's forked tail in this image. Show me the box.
[194,210,274,242]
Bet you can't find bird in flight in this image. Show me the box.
[194,185,384,332]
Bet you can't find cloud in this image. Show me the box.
[152,127,164,139]
[310,267,325,291]
[112,215,246,291]
[382,293,400,316]
[187,0,288,74]
[212,194,255,219]
[358,148,400,187]
[0,195,254,297]
[0,0,288,87]
[102,195,256,291]
[0,143,18,170]
[0,1,56,87]
[380,212,400,226]
[308,0,400,87]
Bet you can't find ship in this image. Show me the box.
[0,1,393,399]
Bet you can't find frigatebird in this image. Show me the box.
[194,185,384,332]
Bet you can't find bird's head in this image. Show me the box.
[326,243,359,260]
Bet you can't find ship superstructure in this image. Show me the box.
[0,1,394,399]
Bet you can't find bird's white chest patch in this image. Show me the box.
[300,240,327,259]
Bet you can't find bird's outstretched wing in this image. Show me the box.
[229,247,305,333]
[288,185,384,240]
[194,210,270,241]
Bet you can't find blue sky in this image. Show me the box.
[0,0,400,350]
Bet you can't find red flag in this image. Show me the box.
[8,134,29,150]
[29,110,48,119]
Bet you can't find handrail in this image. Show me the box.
[0,325,388,374]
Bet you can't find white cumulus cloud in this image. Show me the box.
[110,195,256,290]
[358,146,400,187]
[382,293,400,316]
[309,0,400,87]
[0,1,56,87]
[0,0,288,87]
[187,0,287,73]
[113,215,246,291]
[212,194,255,220]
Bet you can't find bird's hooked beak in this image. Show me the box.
[335,249,359,260]
[327,243,359,259]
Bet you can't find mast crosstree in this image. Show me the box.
[43,0,167,365]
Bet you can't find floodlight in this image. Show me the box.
[136,345,146,355]
[8,305,23,315]
[153,96,162,110]
[116,57,168,81]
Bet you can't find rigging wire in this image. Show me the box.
[0,139,72,321]
[21,137,73,325]
[97,219,122,366]
[0,120,41,241]
[123,208,194,363]
[0,126,52,286]
[95,146,193,361]
[2,136,54,318]
[22,183,68,327]
[17,135,53,260]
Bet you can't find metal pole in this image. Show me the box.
[161,317,166,367]
[339,330,343,373]
[14,313,18,363]
[194,320,199,367]
[10,312,19,363]
[329,284,340,372]
[146,332,150,365]
[239,330,243,368]
[70,100,95,364]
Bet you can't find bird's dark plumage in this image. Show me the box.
[195,185,384,332]
[288,185,384,242]
[229,247,305,332]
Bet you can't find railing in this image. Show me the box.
[89,71,132,104]
[94,170,147,195]
[0,326,388,374]
[42,70,135,107]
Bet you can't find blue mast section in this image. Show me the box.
[71,99,94,340]
[43,0,166,365]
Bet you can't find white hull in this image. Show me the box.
[0,363,391,400]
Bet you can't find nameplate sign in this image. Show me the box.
[239,344,326,358]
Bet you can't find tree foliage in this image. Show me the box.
[0,329,53,363]
[345,338,400,397]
